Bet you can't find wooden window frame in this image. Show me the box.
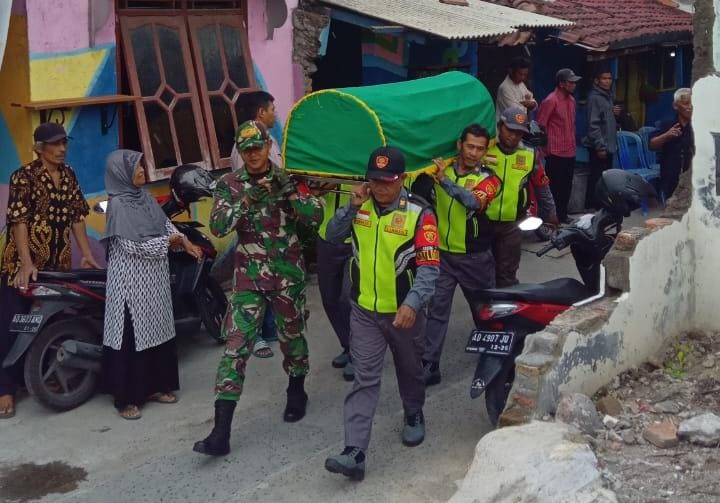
[187,13,258,169]
[120,15,213,180]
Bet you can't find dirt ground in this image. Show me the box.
[591,331,720,503]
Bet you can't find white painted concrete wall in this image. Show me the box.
[690,75,720,331]
[538,216,695,412]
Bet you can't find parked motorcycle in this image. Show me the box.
[465,170,657,425]
[3,165,228,411]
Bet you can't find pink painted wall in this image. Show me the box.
[26,0,115,55]
[247,0,299,120]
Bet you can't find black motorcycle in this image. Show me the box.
[465,170,657,424]
[3,165,228,411]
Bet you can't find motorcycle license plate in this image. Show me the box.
[465,330,514,356]
[9,314,43,333]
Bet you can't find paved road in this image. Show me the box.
[0,208,656,503]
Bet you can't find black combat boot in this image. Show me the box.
[193,400,236,456]
[283,375,308,422]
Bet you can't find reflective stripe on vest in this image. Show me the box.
[318,186,352,242]
[350,197,422,313]
[484,144,534,222]
[435,165,490,253]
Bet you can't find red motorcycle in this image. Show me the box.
[465,170,656,424]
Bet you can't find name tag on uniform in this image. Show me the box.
[384,225,408,236]
[512,156,528,171]
[353,218,371,227]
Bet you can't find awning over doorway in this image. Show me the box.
[319,0,574,40]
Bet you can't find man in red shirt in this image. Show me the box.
[537,68,581,223]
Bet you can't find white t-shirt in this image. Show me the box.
[495,75,535,121]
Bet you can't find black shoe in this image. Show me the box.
[283,375,308,422]
[422,361,441,386]
[402,411,425,447]
[325,446,366,481]
[332,349,350,368]
[193,400,236,456]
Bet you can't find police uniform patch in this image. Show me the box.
[353,218,371,227]
[375,155,389,169]
[464,179,475,189]
[485,183,496,196]
[391,213,406,227]
[423,229,437,242]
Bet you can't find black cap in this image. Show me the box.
[34,122,68,143]
[366,146,405,181]
[556,68,582,83]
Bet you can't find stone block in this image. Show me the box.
[524,331,561,356]
[644,217,675,230]
[678,413,720,446]
[514,352,555,369]
[511,391,537,409]
[642,421,679,448]
[498,405,531,427]
[551,304,612,333]
[604,249,632,292]
[614,231,638,251]
[513,371,540,392]
[596,396,624,416]
[556,393,604,436]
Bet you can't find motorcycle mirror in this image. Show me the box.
[93,200,108,214]
[518,216,543,231]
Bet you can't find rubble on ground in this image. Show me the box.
[589,331,720,502]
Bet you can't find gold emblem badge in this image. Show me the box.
[239,126,258,139]
[515,114,527,124]
[375,155,389,169]
[391,213,406,227]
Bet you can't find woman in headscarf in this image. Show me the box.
[101,150,202,420]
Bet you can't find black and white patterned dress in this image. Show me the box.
[103,219,178,351]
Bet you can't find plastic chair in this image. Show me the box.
[637,126,659,167]
[617,131,660,215]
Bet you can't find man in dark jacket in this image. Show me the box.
[583,69,617,208]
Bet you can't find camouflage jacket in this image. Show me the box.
[210,163,323,291]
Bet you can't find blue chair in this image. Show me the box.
[637,126,659,167]
[617,131,660,214]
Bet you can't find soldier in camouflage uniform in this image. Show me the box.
[193,120,323,457]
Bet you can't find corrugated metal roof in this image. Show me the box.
[320,0,574,40]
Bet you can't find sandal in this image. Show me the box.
[118,405,142,420]
[148,392,178,404]
[0,395,15,419]
[253,339,274,358]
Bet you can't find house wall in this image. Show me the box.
[1,0,301,268]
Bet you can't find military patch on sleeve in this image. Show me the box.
[416,247,440,263]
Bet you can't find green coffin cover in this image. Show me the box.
[282,71,496,179]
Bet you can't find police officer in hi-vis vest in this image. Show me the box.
[417,124,502,386]
[485,106,558,287]
[324,146,440,481]
[312,182,355,380]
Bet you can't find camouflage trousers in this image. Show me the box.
[214,283,309,401]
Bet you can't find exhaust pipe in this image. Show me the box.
[56,340,102,372]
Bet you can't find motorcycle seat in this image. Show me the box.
[473,278,593,305]
[37,269,107,282]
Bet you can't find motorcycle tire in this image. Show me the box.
[484,359,516,426]
[24,319,99,412]
[196,277,228,344]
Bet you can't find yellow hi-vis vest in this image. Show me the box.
[318,185,352,243]
[484,144,535,222]
[350,195,424,313]
[435,165,494,254]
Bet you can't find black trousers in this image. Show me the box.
[492,222,523,288]
[316,237,352,351]
[586,150,614,209]
[545,155,576,222]
[0,280,32,396]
